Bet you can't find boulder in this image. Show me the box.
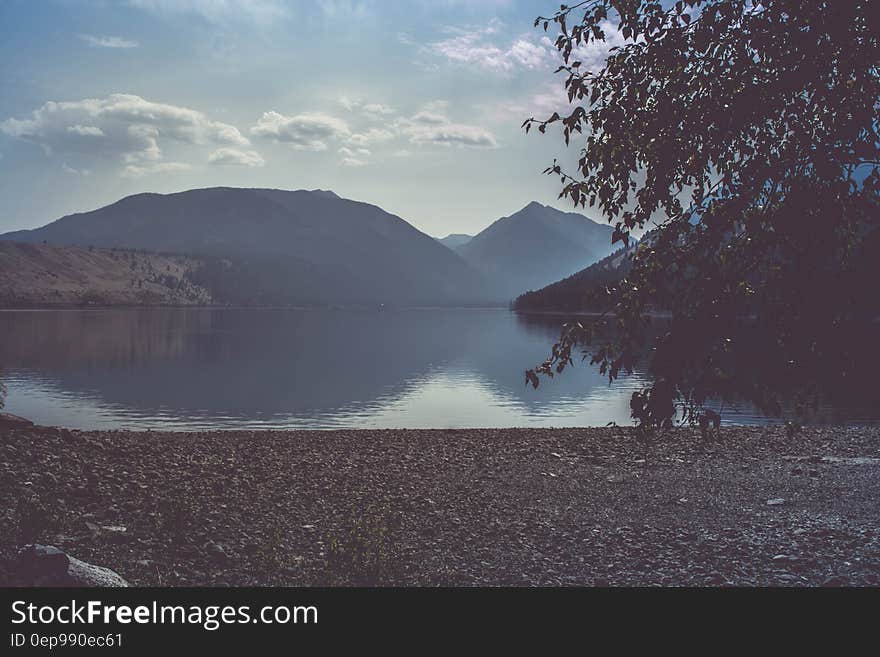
[16,544,129,587]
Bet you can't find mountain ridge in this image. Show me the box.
[454,202,615,301]
[0,187,491,307]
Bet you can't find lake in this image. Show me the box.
[1,308,877,430]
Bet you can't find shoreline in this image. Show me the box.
[2,423,879,586]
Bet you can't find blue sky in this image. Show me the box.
[0,1,623,236]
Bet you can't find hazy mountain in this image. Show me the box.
[437,233,473,250]
[0,187,490,306]
[456,202,615,301]
[513,244,636,312]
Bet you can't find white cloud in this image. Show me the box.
[484,83,575,124]
[128,0,288,25]
[338,145,372,167]
[62,163,91,175]
[347,127,395,146]
[410,111,449,125]
[208,147,265,167]
[79,34,139,48]
[340,156,368,167]
[566,21,627,71]
[337,95,358,111]
[1,94,249,166]
[121,161,191,178]
[396,104,497,149]
[406,123,497,148]
[250,111,350,151]
[339,146,370,157]
[337,96,395,117]
[362,103,395,116]
[66,124,105,137]
[430,20,553,74]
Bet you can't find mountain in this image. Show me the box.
[437,233,473,250]
[0,187,490,306]
[0,241,211,307]
[456,202,615,301]
[513,244,635,312]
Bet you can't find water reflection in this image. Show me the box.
[0,308,876,430]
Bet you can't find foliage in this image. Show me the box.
[524,1,880,428]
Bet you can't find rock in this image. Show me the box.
[16,544,129,587]
[593,576,610,587]
[822,575,850,587]
[706,571,731,586]
[0,413,34,428]
[771,554,799,565]
[766,498,786,506]
[67,556,129,587]
[204,541,231,564]
[84,521,130,544]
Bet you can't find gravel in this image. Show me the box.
[1,424,878,586]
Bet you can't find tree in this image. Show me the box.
[524,0,880,429]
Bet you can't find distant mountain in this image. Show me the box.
[456,202,615,301]
[513,244,636,312]
[0,242,211,307]
[437,233,473,250]
[0,187,490,306]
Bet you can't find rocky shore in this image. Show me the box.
[1,423,878,586]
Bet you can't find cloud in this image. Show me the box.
[79,34,139,48]
[406,122,498,148]
[1,94,249,166]
[338,145,372,167]
[250,111,350,151]
[66,124,105,137]
[339,146,370,157]
[361,103,395,116]
[121,161,191,178]
[430,20,553,74]
[566,21,627,71]
[396,104,497,149]
[337,95,358,111]
[128,0,288,25]
[337,96,395,117]
[410,111,449,125]
[62,163,91,175]
[484,83,575,124]
[208,147,265,167]
[347,127,395,147]
[340,156,368,167]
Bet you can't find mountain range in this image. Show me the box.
[450,202,615,300]
[0,188,616,307]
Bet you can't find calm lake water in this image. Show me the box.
[0,308,876,430]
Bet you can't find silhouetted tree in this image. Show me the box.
[525,1,880,429]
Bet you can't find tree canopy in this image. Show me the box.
[524,0,880,428]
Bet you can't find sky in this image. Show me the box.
[0,0,623,237]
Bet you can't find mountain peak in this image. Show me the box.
[307,189,339,199]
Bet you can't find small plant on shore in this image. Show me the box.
[253,525,289,586]
[321,503,405,586]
